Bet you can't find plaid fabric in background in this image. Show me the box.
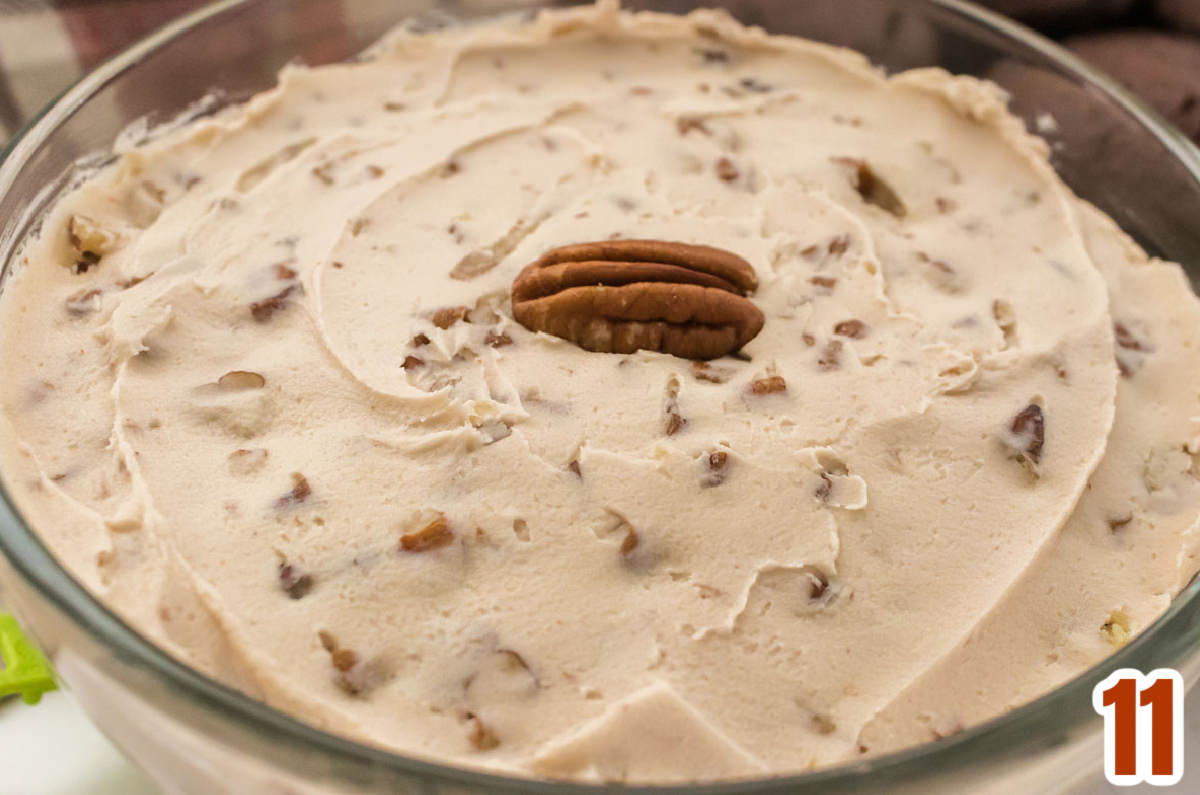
[0,0,1197,141]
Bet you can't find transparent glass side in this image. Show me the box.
[0,0,1199,793]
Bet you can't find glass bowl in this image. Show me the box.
[2,1,1200,792]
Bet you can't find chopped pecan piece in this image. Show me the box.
[64,288,102,316]
[663,376,686,435]
[691,361,724,383]
[811,275,837,291]
[250,285,298,322]
[278,563,314,599]
[993,299,1018,347]
[511,239,764,360]
[67,215,117,272]
[817,340,843,371]
[749,375,787,395]
[411,332,431,347]
[1114,322,1147,351]
[834,157,906,217]
[1006,403,1045,473]
[1101,610,1131,647]
[331,648,358,672]
[432,306,469,329]
[619,525,640,556]
[702,450,729,487]
[811,713,837,735]
[468,713,500,750]
[802,566,830,600]
[311,163,335,185]
[400,514,454,552]
[833,319,866,339]
[715,157,740,182]
[1108,514,1133,532]
[402,355,424,370]
[484,330,513,347]
[739,76,772,92]
[74,251,101,274]
[276,473,311,509]
[676,116,710,136]
[697,47,731,63]
[1113,321,1152,377]
[815,473,833,502]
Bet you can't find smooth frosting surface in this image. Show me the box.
[2,1,1199,783]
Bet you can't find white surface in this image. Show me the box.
[2,685,1200,793]
[0,690,156,795]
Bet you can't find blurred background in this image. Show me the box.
[0,0,1198,144]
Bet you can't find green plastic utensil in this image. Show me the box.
[0,613,56,705]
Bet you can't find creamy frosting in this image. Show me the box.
[2,1,1199,783]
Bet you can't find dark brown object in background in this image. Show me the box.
[975,0,1135,32]
[54,0,211,70]
[51,0,354,142]
[1066,30,1200,144]
[1156,0,1200,34]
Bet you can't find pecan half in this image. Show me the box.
[510,240,763,360]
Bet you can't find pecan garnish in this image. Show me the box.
[510,240,764,360]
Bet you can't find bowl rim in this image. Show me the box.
[2,0,1200,791]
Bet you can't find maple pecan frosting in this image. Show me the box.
[2,0,1200,784]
